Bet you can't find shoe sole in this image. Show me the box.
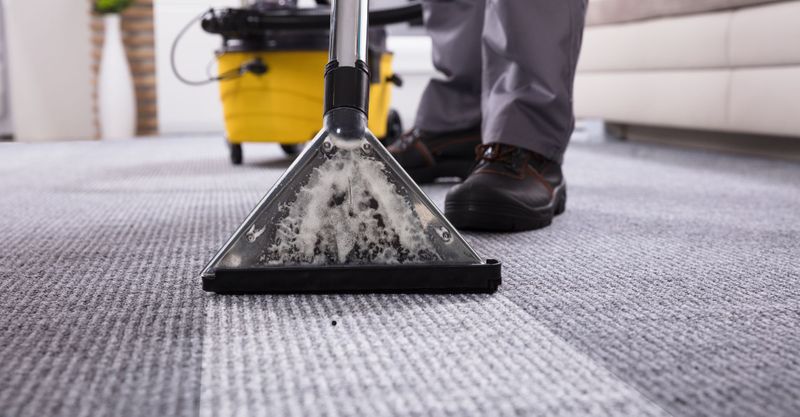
[407,159,474,184]
[445,183,567,232]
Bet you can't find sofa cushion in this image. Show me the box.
[578,1,800,71]
[729,1,800,66]
[578,12,729,71]
[587,0,784,26]
[728,67,800,137]
[574,66,800,137]
[574,70,730,131]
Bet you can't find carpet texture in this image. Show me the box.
[0,137,798,417]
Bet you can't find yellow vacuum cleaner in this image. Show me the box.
[172,1,419,164]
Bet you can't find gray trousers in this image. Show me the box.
[415,0,587,163]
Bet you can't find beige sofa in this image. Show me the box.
[574,0,800,138]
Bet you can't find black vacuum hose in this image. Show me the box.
[170,9,269,86]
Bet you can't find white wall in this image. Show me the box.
[386,36,434,130]
[154,0,239,135]
[154,0,435,135]
[4,0,95,141]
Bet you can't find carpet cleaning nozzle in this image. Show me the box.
[201,0,501,293]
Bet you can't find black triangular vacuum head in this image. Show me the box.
[200,0,500,293]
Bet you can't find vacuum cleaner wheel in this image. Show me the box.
[385,109,403,145]
[280,143,305,156]
[229,143,243,165]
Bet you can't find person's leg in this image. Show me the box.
[444,0,587,232]
[414,0,485,133]
[388,0,485,184]
[481,0,587,163]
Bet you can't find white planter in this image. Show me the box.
[98,14,136,139]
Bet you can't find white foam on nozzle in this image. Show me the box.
[263,146,440,265]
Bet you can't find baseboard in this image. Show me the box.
[605,123,800,161]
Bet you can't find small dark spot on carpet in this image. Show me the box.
[331,320,337,326]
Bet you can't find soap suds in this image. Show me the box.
[246,224,265,242]
[260,146,440,265]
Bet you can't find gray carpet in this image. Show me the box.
[1,136,798,417]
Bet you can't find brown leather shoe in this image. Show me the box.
[387,126,481,184]
[444,143,566,232]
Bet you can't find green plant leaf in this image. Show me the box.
[94,0,135,14]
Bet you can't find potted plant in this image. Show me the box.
[95,0,136,139]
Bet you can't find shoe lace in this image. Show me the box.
[393,130,420,151]
[475,143,516,164]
